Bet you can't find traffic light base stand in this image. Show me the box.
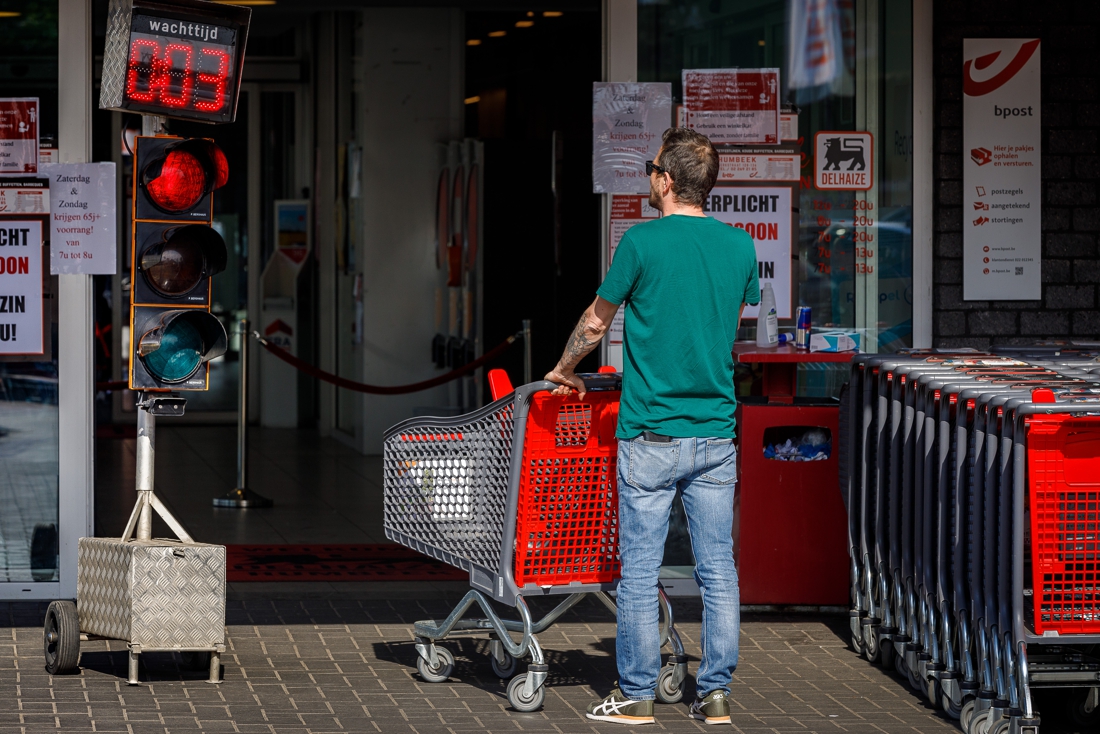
[213,488,274,508]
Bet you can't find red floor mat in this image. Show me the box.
[225,544,467,582]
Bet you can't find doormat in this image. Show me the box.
[225,544,467,582]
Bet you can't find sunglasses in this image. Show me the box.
[645,160,667,176]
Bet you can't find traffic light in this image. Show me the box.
[130,135,229,390]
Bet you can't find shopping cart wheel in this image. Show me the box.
[506,673,545,712]
[940,689,962,719]
[416,646,455,683]
[925,677,943,709]
[655,665,684,704]
[490,652,519,679]
[969,708,993,734]
[986,717,1010,734]
[862,627,881,664]
[43,600,80,675]
[1068,687,1100,728]
[960,699,977,733]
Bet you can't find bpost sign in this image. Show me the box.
[962,38,1041,300]
[702,187,793,319]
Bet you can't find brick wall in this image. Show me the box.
[932,0,1100,348]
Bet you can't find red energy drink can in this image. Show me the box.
[796,307,811,349]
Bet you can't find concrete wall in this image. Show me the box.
[933,1,1100,347]
[356,8,464,454]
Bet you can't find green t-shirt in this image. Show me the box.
[597,214,760,439]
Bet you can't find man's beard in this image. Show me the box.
[648,177,662,210]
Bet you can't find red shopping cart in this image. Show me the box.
[383,371,687,711]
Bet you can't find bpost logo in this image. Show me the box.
[963,39,1040,97]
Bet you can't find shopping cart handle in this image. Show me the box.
[577,372,622,392]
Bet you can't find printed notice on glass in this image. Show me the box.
[718,145,800,182]
[682,69,780,144]
[702,186,792,319]
[46,162,117,274]
[0,177,49,214]
[963,38,1041,300]
[0,219,44,355]
[593,83,672,194]
[0,98,39,175]
[606,194,659,344]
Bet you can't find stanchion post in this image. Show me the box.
[135,396,154,540]
[523,319,532,385]
[214,320,273,508]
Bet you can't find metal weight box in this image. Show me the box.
[77,537,226,651]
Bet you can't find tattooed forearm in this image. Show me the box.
[556,310,606,372]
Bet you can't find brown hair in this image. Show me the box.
[656,128,719,207]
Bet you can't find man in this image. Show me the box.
[545,128,759,725]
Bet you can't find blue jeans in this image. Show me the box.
[616,435,740,700]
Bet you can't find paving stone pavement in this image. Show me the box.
[0,598,970,733]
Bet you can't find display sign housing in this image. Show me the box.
[100,0,251,124]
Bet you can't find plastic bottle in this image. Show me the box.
[756,282,779,348]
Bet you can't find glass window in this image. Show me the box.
[0,0,59,583]
[639,0,913,353]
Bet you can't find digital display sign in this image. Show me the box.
[100,0,250,124]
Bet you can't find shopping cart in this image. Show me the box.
[382,370,688,712]
[842,348,1100,734]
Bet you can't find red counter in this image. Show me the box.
[733,343,851,605]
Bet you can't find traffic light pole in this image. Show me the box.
[214,319,273,508]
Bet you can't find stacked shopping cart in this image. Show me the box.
[382,372,688,711]
[842,347,1100,734]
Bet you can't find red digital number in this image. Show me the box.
[195,49,230,113]
[159,44,194,108]
[125,38,160,102]
[125,36,231,115]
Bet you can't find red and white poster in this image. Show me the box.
[963,38,1041,301]
[702,186,792,319]
[0,98,39,175]
[606,194,659,345]
[682,69,780,145]
[0,219,44,355]
[718,145,800,182]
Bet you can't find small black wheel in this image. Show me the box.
[1069,688,1100,728]
[925,676,942,709]
[181,651,211,671]
[506,673,545,712]
[906,663,923,693]
[941,689,962,719]
[960,699,977,734]
[416,646,454,683]
[987,717,1010,734]
[490,652,518,679]
[655,665,684,704]
[43,600,79,674]
[970,709,993,734]
[863,628,880,664]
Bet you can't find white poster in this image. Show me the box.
[682,69,780,145]
[46,162,117,275]
[606,194,660,345]
[592,83,672,194]
[963,38,1041,300]
[701,187,792,319]
[0,219,43,355]
[718,145,800,182]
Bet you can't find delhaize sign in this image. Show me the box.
[962,39,1041,300]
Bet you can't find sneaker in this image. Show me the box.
[585,688,655,724]
[689,690,731,725]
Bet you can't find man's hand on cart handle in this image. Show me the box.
[545,296,620,399]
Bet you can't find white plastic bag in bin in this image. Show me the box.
[405,453,472,522]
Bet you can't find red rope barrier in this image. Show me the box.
[255,332,518,395]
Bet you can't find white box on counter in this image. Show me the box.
[809,331,862,353]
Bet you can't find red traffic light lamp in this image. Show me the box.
[129,135,229,391]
